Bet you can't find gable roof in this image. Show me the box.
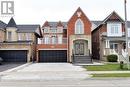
[102,11,124,24]
[0,20,7,29]
[68,7,91,24]
[92,11,125,32]
[6,17,17,28]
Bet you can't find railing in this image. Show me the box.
[38,38,67,44]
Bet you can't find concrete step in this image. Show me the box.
[73,55,92,64]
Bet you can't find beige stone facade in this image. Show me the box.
[0,29,5,42]
[68,35,91,62]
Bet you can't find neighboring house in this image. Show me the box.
[0,21,6,42]
[92,11,130,62]
[37,7,92,63]
[0,18,41,62]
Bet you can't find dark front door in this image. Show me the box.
[39,50,67,62]
[74,41,84,55]
[0,50,27,62]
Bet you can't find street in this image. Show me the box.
[0,78,130,87]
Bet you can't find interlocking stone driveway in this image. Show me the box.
[0,63,91,81]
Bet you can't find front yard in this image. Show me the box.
[84,63,130,71]
[84,63,130,77]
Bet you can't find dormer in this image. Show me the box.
[57,21,63,33]
[42,21,50,33]
[6,17,18,41]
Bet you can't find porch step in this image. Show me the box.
[73,55,92,64]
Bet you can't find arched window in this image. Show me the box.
[75,19,84,34]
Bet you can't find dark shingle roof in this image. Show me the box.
[91,21,102,26]
[48,22,67,29]
[17,25,40,33]
[6,17,17,28]
[0,20,7,29]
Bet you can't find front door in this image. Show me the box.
[74,41,84,55]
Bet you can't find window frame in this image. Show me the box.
[75,19,84,34]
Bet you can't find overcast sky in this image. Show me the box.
[0,0,130,25]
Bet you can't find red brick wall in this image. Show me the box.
[67,8,91,36]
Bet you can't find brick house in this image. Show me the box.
[37,7,92,63]
[0,18,42,62]
[92,11,130,62]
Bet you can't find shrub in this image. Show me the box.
[107,55,118,62]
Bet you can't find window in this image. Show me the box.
[75,19,84,34]
[44,27,49,33]
[50,28,57,33]
[51,36,57,44]
[58,35,62,44]
[107,23,122,36]
[44,36,50,44]
[26,33,32,40]
[18,33,23,40]
[128,28,130,37]
[57,27,63,33]
[8,31,12,41]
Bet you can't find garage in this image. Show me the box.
[39,50,67,62]
[0,50,27,62]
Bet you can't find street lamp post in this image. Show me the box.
[124,0,129,69]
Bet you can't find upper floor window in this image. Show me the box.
[44,36,50,44]
[50,28,57,33]
[51,36,57,44]
[107,22,122,37]
[57,27,63,33]
[8,31,12,41]
[18,33,23,40]
[128,28,130,37]
[26,33,32,40]
[75,19,84,34]
[44,27,49,33]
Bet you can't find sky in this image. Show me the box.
[0,0,130,25]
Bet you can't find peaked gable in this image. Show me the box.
[102,11,124,23]
[6,17,17,28]
[68,7,91,24]
[68,7,91,35]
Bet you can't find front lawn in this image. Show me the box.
[84,63,130,71]
[92,73,130,77]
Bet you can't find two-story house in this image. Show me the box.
[92,11,130,62]
[37,7,92,63]
[0,21,6,42]
[0,18,41,62]
[37,21,67,62]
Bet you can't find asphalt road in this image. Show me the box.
[0,78,130,87]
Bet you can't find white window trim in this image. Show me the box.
[128,28,130,37]
[75,19,84,34]
[107,22,122,37]
[26,33,32,40]
[18,33,22,40]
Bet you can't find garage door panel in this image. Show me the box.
[39,50,67,62]
[0,50,27,62]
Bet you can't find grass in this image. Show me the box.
[84,63,130,71]
[92,73,130,77]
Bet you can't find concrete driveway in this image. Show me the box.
[0,63,90,81]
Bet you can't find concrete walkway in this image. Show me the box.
[0,63,91,81]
